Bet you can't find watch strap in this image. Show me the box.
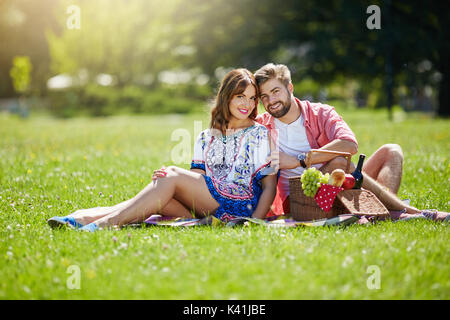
[297,152,307,168]
[299,158,306,168]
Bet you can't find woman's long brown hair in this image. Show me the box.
[210,68,259,135]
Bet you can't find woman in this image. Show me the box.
[47,68,278,231]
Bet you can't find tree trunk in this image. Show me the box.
[436,4,450,118]
[437,60,450,117]
[385,0,393,121]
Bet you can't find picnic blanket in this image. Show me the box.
[139,209,447,229]
[143,213,358,228]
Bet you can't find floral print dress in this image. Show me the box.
[191,123,271,219]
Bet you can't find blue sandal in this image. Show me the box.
[79,222,99,232]
[47,216,84,229]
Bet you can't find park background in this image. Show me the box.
[0,0,449,300]
[1,0,449,118]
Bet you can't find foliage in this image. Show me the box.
[0,1,448,115]
[47,0,193,85]
[46,84,211,118]
[0,0,59,96]
[9,56,32,94]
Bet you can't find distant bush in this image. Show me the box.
[46,84,213,118]
[47,88,83,118]
[293,78,321,100]
[292,77,388,110]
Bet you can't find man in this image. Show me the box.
[254,63,446,220]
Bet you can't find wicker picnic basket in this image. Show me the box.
[289,150,389,221]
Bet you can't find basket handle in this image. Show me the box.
[306,149,352,173]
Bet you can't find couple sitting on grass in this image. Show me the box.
[48,64,449,231]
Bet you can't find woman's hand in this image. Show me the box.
[152,166,167,180]
[251,174,277,219]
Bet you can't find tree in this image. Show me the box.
[47,0,193,87]
[183,0,449,116]
[0,0,59,97]
[10,56,32,94]
[9,55,32,117]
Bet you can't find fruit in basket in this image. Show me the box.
[328,169,346,187]
[342,174,355,190]
[300,167,325,197]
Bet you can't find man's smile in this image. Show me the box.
[269,102,282,112]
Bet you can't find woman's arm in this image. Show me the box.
[153,167,205,180]
[190,168,206,175]
[251,174,277,219]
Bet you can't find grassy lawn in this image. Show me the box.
[0,106,449,299]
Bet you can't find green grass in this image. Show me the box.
[0,107,449,299]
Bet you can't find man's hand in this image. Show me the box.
[266,151,300,170]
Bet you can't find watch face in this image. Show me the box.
[297,153,306,161]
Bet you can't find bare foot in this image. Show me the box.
[69,206,116,225]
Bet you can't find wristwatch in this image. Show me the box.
[297,152,307,168]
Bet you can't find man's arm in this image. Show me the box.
[271,103,358,170]
[273,139,358,170]
[308,139,358,165]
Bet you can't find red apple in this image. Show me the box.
[342,174,355,190]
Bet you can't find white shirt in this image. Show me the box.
[274,115,322,200]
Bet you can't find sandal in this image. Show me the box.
[47,216,84,229]
[79,222,99,232]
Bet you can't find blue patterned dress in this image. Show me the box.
[191,123,271,220]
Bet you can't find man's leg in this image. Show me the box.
[320,155,419,214]
[362,144,403,194]
[361,174,419,213]
[320,144,403,193]
[320,151,449,219]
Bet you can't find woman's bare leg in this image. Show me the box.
[69,199,133,225]
[69,197,193,225]
[154,198,194,218]
[91,166,219,228]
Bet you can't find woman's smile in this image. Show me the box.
[228,83,257,127]
[238,108,249,115]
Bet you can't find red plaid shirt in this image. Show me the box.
[256,97,358,216]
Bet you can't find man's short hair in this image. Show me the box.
[254,63,291,88]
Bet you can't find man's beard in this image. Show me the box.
[267,98,291,118]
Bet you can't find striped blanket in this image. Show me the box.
[140,209,446,228]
